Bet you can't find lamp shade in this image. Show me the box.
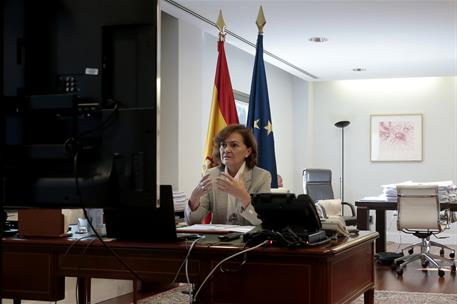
[335,120,350,128]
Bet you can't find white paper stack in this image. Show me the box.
[412,180,456,203]
[173,191,188,212]
[381,181,413,198]
[381,180,457,203]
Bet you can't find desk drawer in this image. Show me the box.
[2,251,65,301]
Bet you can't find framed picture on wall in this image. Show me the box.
[370,114,423,162]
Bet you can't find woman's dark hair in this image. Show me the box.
[212,124,257,169]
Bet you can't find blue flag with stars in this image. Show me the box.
[247,34,278,188]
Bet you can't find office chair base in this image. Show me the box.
[393,238,455,277]
[400,237,456,259]
[394,252,453,277]
[428,240,456,258]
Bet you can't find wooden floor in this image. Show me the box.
[376,242,457,294]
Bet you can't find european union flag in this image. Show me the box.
[247,34,278,188]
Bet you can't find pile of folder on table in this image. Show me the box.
[381,180,457,222]
[173,191,188,212]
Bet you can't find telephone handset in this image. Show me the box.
[320,216,350,237]
[315,201,350,237]
[295,194,322,232]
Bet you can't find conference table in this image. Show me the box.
[355,196,457,253]
[2,231,378,304]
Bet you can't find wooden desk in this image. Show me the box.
[356,198,457,253]
[2,231,378,304]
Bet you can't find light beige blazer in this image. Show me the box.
[186,166,271,225]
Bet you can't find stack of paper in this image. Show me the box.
[381,181,413,198]
[410,181,456,203]
[173,191,188,212]
[381,180,457,203]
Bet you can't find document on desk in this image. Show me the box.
[177,224,255,234]
[359,195,396,202]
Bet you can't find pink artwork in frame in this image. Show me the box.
[370,114,422,162]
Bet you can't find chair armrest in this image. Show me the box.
[342,201,356,217]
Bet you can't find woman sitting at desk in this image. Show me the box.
[185,125,271,225]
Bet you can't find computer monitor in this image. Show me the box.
[0,0,175,241]
[2,105,156,209]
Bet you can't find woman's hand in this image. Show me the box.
[189,174,212,211]
[216,172,251,208]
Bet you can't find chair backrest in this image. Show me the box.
[303,169,335,202]
[397,185,441,231]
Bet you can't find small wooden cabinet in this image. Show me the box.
[2,245,64,301]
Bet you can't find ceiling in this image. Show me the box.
[161,0,457,81]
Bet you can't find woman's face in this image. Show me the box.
[219,132,252,171]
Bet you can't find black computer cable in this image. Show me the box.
[167,235,205,303]
[184,238,201,303]
[62,234,96,258]
[74,237,98,304]
[192,240,268,303]
[71,151,144,285]
[78,102,120,138]
[219,251,248,273]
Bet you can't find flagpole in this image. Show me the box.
[203,10,228,173]
[256,6,266,34]
[216,10,226,41]
[247,6,278,188]
[202,10,239,223]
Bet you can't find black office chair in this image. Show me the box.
[303,168,357,226]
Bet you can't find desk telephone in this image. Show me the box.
[316,202,350,237]
[248,193,328,246]
[320,216,350,237]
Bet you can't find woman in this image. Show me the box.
[185,124,271,225]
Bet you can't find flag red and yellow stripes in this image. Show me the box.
[203,40,239,172]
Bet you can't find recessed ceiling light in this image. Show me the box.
[352,68,366,72]
[308,37,328,43]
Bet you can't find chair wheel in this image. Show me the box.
[408,248,414,255]
[421,260,429,268]
[440,249,445,256]
[438,269,445,277]
[451,265,456,274]
[396,268,403,276]
[450,252,455,259]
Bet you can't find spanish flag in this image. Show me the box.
[203,39,239,172]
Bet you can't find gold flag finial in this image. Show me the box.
[216,10,226,34]
[256,6,266,33]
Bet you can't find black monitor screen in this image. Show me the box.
[1,0,157,208]
[2,106,156,209]
[0,0,174,241]
[2,0,156,106]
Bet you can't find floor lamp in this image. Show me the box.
[334,120,350,201]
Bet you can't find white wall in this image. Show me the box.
[292,77,311,193]
[312,77,457,242]
[159,12,179,188]
[160,13,309,196]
